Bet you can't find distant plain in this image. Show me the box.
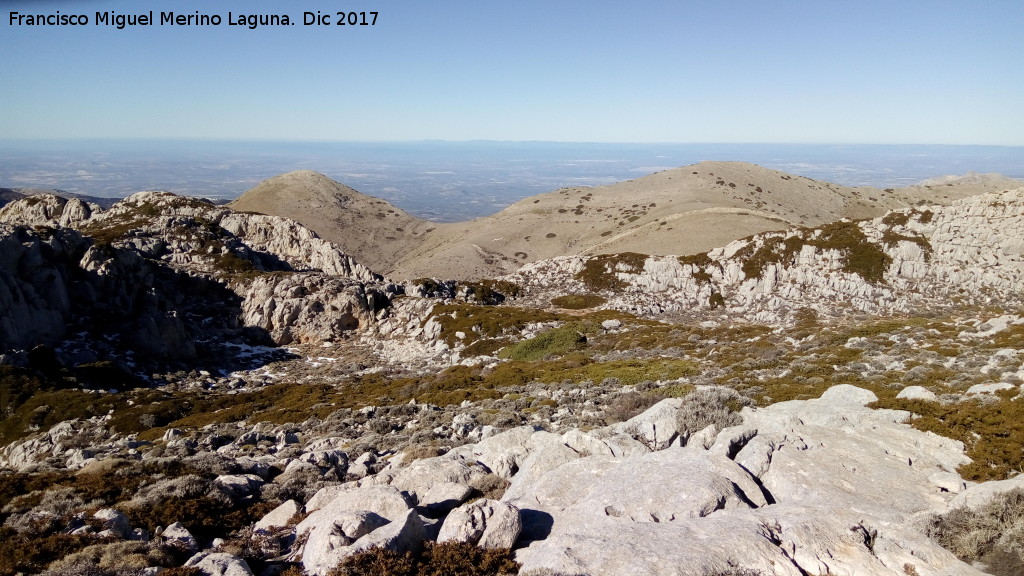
[1,140,1022,222]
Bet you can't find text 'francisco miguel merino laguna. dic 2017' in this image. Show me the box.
[6,11,335,30]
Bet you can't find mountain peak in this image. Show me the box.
[230,171,431,274]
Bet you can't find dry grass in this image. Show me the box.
[926,488,1024,576]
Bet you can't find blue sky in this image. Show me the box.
[2,0,1022,144]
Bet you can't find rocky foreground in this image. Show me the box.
[1,180,1024,575]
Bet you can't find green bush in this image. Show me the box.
[498,323,587,361]
[550,294,606,310]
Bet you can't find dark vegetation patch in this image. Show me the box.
[428,304,562,348]
[678,253,715,284]
[735,221,892,283]
[0,530,110,576]
[498,323,588,361]
[0,365,172,446]
[575,252,648,292]
[328,541,519,576]
[550,293,607,310]
[461,280,521,303]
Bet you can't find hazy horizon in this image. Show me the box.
[2,140,1022,222]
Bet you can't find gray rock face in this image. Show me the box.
[254,499,300,532]
[0,189,402,369]
[437,499,522,549]
[0,194,99,228]
[239,273,389,345]
[503,385,985,576]
[0,225,86,351]
[220,212,380,282]
[506,188,1024,322]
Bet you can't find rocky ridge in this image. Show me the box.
[505,187,1024,325]
[0,191,393,368]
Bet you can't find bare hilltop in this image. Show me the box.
[230,162,1018,280]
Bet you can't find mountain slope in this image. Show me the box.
[503,187,1024,325]
[229,170,435,275]
[231,163,1020,281]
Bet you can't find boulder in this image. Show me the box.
[387,455,488,501]
[438,499,522,549]
[184,552,254,576]
[298,485,412,534]
[301,509,433,576]
[215,474,264,500]
[947,474,1024,510]
[896,386,938,401]
[419,481,474,515]
[611,398,684,450]
[161,522,198,554]
[254,499,300,532]
[93,508,131,539]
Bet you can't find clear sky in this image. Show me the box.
[2,0,1022,145]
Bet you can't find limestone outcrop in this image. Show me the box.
[508,188,1024,323]
[0,190,395,363]
[273,385,989,575]
[0,193,100,228]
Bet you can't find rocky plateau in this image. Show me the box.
[1,164,1024,576]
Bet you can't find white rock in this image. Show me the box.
[93,508,131,539]
[896,386,938,401]
[162,522,198,553]
[818,384,878,406]
[215,474,264,499]
[947,474,1024,510]
[966,382,1015,395]
[419,481,474,514]
[184,552,254,576]
[438,498,522,549]
[301,509,432,576]
[254,499,300,532]
[612,397,683,450]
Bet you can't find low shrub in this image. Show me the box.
[926,488,1024,576]
[550,294,606,310]
[0,529,107,576]
[677,387,750,442]
[498,323,587,361]
[328,542,519,576]
[604,390,669,423]
[575,252,647,292]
